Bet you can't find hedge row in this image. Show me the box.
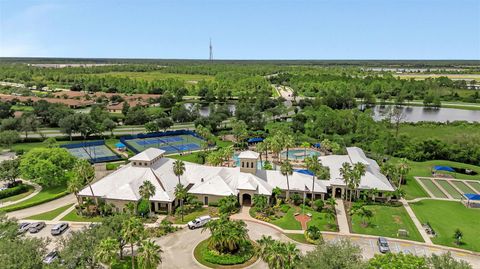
[0,184,30,199]
[1,191,69,213]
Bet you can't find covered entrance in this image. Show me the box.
[242,193,252,206]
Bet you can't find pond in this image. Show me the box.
[184,103,236,117]
[370,105,480,123]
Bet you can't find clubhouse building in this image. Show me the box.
[78,147,394,213]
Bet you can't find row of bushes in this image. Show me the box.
[1,191,69,213]
[0,184,31,199]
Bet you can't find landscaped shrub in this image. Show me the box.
[305,225,323,244]
[208,201,219,207]
[1,190,69,212]
[0,184,30,199]
[137,199,150,217]
[292,193,302,205]
[202,241,254,265]
[280,204,290,213]
[313,199,324,212]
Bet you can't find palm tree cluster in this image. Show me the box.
[304,155,330,200]
[69,159,96,215]
[139,180,156,215]
[381,158,410,190]
[339,162,366,202]
[202,216,250,254]
[280,160,293,200]
[95,216,163,269]
[257,235,301,269]
[206,145,234,166]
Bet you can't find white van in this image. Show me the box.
[187,215,212,229]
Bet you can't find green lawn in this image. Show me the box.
[26,203,73,220]
[350,204,424,242]
[410,200,480,252]
[0,184,35,203]
[0,185,69,212]
[61,210,104,222]
[451,181,476,194]
[418,178,447,198]
[169,152,204,164]
[406,159,480,181]
[11,105,34,111]
[269,206,337,231]
[284,233,312,244]
[399,123,480,143]
[436,180,464,199]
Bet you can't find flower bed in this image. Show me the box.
[194,239,257,268]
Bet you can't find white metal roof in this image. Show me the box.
[128,148,165,162]
[237,150,259,159]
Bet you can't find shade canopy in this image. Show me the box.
[115,142,126,148]
[433,166,455,172]
[294,169,314,176]
[247,137,264,143]
[465,193,480,200]
[313,143,322,148]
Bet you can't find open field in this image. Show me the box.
[399,123,480,142]
[410,200,480,252]
[350,204,424,242]
[395,73,480,80]
[405,159,480,181]
[91,71,214,82]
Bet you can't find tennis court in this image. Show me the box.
[123,134,204,154]
[61,141,121,163]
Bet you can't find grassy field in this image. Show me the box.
[26,203,73,220]
[407,160,480,181]
[410,200,480,252]
[169,152,204,164]
[0,184,35,203]
[399,124,480,143]
[418,178,447,198]
[0,185,68,212]
[270,207,302,230]
[61,210,104,222]
[92,71,213,83]
[437,180,464,199]
[269,206,337,231]
[350,204,424,242]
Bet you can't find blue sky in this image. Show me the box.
[0,0,479,59]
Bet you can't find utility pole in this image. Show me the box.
[209,38,213,61]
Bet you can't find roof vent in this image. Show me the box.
[201,178,204,182]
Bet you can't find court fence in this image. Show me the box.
[120,129,205,154]
[60,140,122,163]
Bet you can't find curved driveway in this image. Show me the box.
[154,220,480,269]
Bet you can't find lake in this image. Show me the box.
[371,105,480,123]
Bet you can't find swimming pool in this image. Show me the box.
[280,149,320,160]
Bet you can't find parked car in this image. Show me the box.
[377,237,390,253]
[43,251,58,264]
[18,222,31,234]
[29,222,46,233]
[187,215,212,229]
[51,223,69,236]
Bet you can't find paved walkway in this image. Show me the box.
[0,180,41,208]
[6,194,76,219]
[52,204,76,221]
[334,199,350,234]
[400,199,433,244]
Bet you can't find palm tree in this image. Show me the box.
[173,159,185,184]
[221,145,234,167]
[122,217,145,269]
[324,208,336,228]
[256,235,300,269]
[73,159,97,207]
[206,151,222,166]
[280,160,293,200]
[300,141,310,158]
[257,141,268,163]
[305,155,321,201]
[339,162,352,201]
[137,239,163,269]
[95,237,118,268]
[271,187,282,205]
[351,163,366,202]
[174,183,188,221]
[396,158,410,188]
[282,134,295,161]
[139,180,156,215]
[202,216,249,254]
[67,176,84,207]
[326,197,337,212]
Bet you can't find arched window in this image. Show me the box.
[242,162,244,168]
[251,162,254,168]
[246,162,249,168]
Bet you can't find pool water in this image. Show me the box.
[280,149,320,160]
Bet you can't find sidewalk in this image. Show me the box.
[400,199,433,244]
[0,180,42,208]
[334,199,350,234]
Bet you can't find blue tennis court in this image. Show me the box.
[121,131,206,155]
[61,141,121,163]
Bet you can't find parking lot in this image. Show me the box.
[23,222,88,251]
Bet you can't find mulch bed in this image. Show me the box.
[295,214,311,230]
